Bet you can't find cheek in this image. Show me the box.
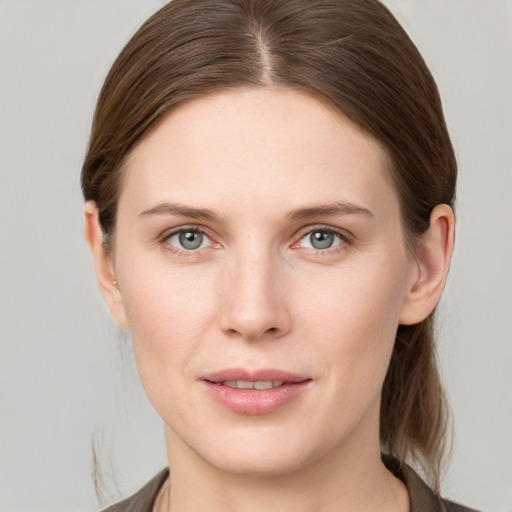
[116,261,218,390]
[298,259,408,393]
[121,257,214,328]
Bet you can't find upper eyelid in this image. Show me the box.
[295,224,353,241]
[160,224,213,240]
[160,226,217,255]
[288,225,355,254]
[157,224,354,248]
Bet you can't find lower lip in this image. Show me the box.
[203,381,311,415]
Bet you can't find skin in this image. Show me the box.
[85,87,454,512]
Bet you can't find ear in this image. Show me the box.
[84,201,129,329]
[399,204,455,325]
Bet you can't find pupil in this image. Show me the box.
[311,231,334,249]
[179,231,203,250]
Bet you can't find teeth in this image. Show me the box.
[254,381,273,390]
[222,380,285,389]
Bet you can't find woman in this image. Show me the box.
[82,0,479,510]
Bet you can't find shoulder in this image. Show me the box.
[103,462,481,512]
[383,456,481,512]
[440,501,480,512]
[101,468,169,512]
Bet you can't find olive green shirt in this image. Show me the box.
[102,459,480,512]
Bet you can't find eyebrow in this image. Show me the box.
[286,202,374,221]
[138,201,374,223]
[138,202,220,222]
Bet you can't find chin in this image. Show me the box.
[203,447,311,478]
[185,423,335,478]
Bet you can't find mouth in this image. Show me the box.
[202,369,311,415]
[216,380,286,390]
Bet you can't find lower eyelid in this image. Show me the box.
[160,226,225,256]
[295,228,351,248]
[169,230,208,247]
[159,226,352,255]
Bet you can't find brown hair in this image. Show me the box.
[82,0,456,491]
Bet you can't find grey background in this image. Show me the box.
[0,1,510,510]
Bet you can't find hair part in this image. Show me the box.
[82,0,456,492]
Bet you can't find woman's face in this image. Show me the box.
[111,88,418,476]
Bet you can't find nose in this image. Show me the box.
[218,246,291,342]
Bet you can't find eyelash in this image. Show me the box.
[159,226,219,258]
[292,225,354,255]
[158,225,354,257]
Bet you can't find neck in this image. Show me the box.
[160,421,409,512]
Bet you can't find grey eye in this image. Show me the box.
[298,229,343,250]
[167,230,208,250]
[179,231,203,249]
[309,231,335,249]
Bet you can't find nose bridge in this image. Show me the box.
[219,238,289,341]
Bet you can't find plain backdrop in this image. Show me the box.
[0,1,511,511]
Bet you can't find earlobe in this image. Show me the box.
[399,204,455,325]
[84,201,129,329]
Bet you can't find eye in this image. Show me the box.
[166,229,211,250]
[298,229,345,250]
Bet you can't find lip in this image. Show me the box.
[202,368,311,415]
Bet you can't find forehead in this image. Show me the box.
[119,87,397,218]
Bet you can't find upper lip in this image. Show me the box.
[203,368,310,384]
